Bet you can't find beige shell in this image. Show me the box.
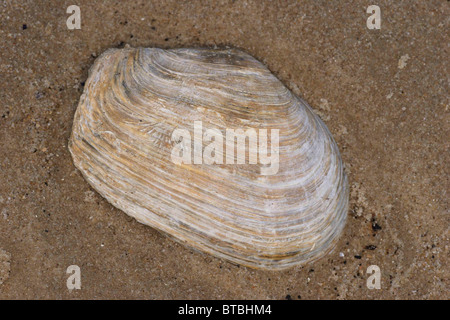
[69,47,348,270]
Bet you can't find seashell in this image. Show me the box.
[69,47,348,270]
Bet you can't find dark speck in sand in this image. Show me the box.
[372,221,382,232]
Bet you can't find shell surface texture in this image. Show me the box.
[69,47,349,270]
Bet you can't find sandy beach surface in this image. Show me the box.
[0,0,448,299]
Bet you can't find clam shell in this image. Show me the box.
[69,47,348,270]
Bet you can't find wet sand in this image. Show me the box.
[0,0,448,299]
